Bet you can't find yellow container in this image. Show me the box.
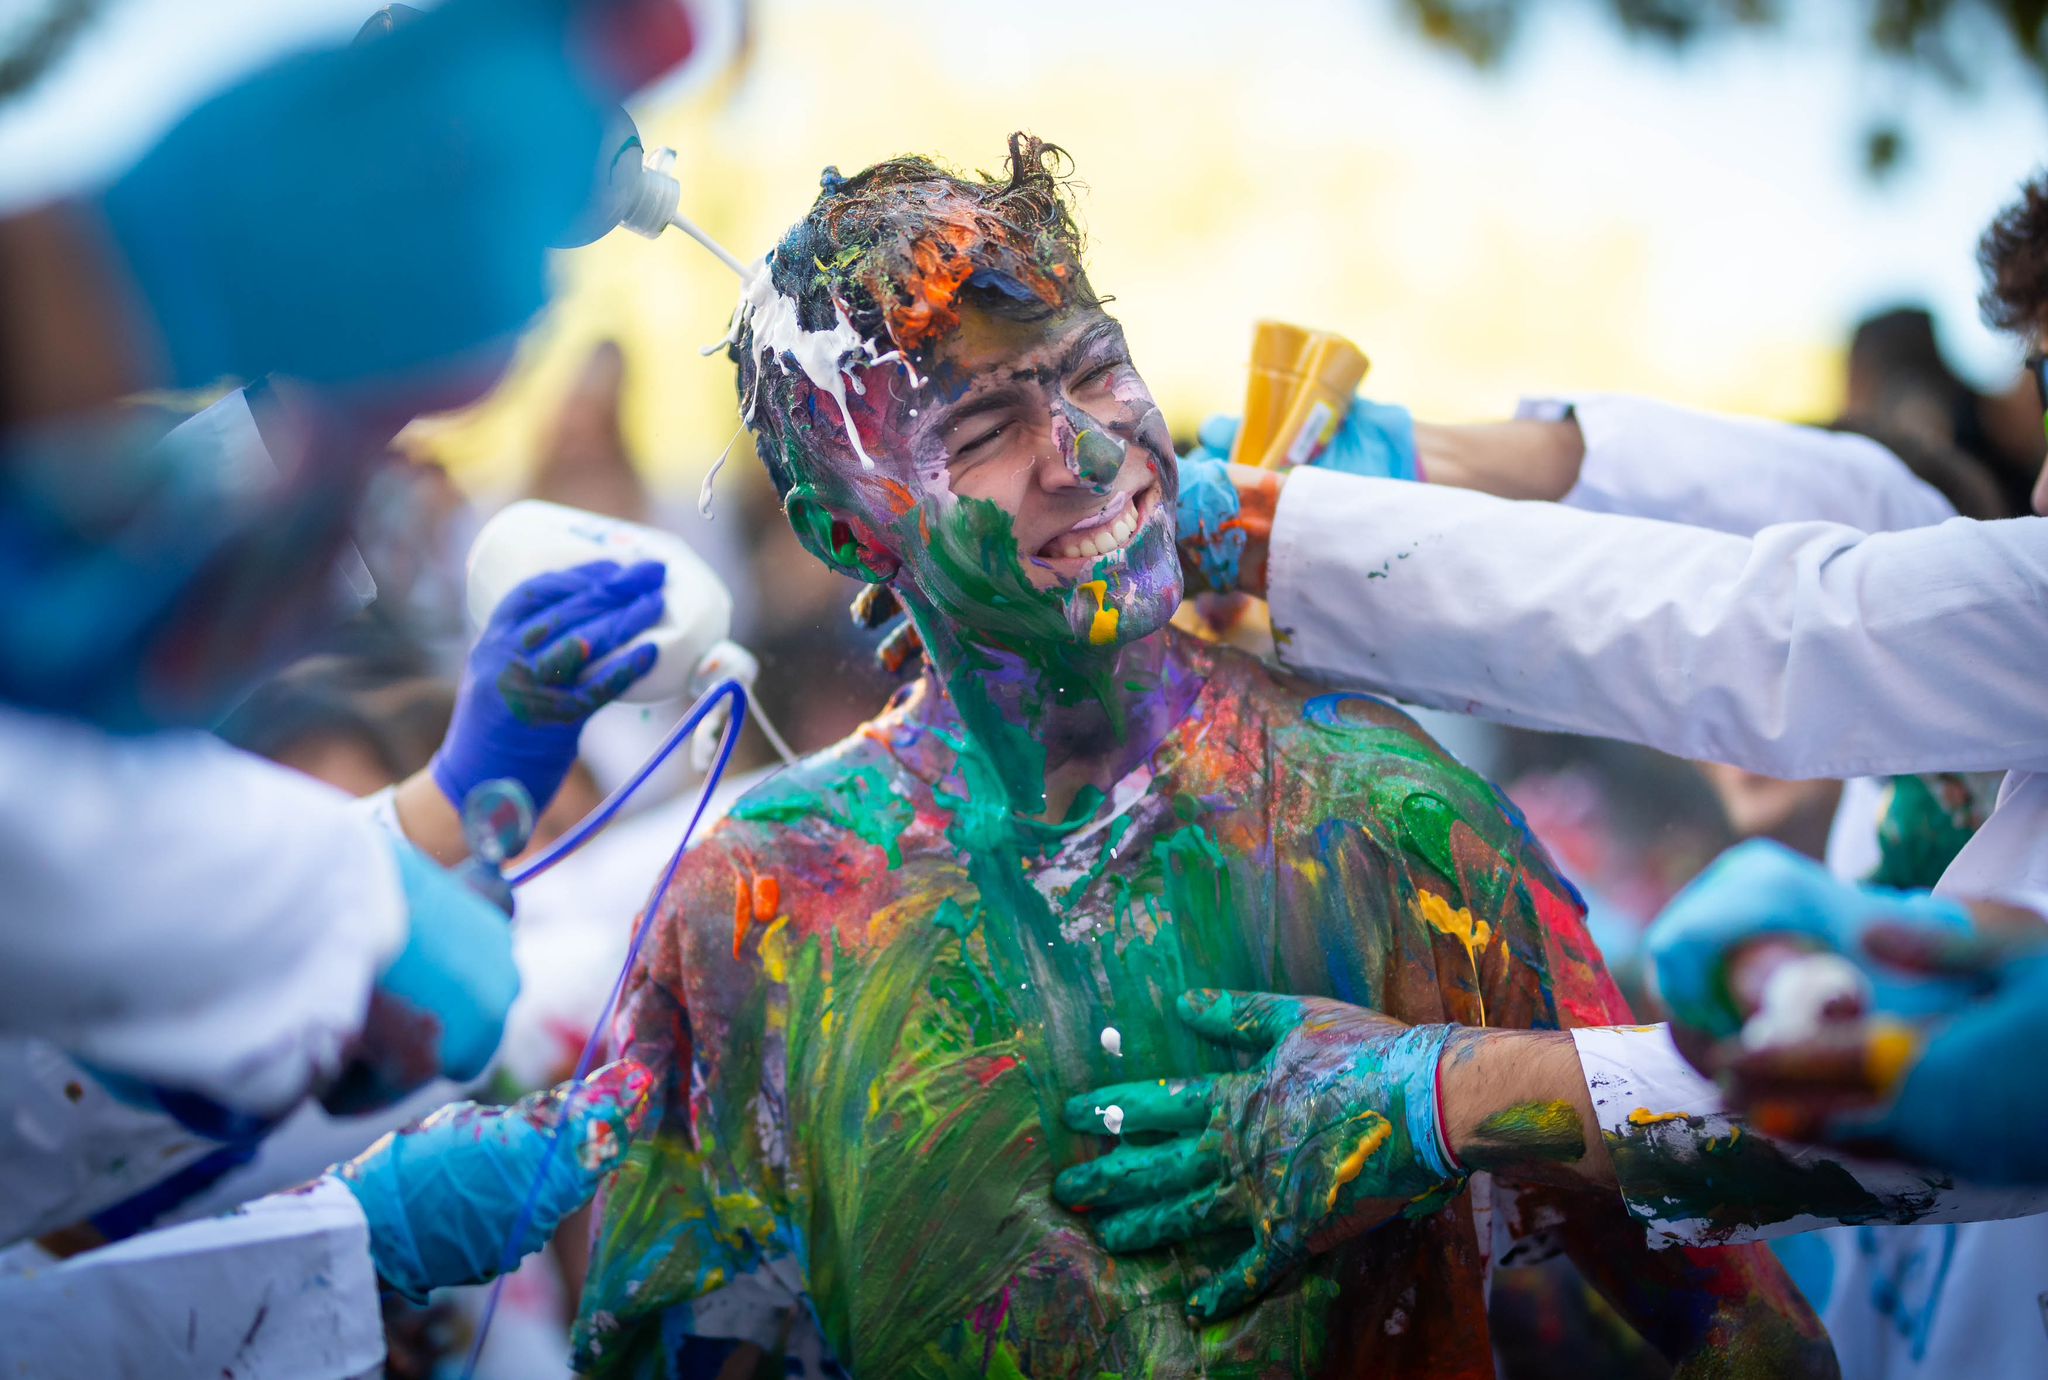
[1233,320,1313,465]
[1252,331,1370,470]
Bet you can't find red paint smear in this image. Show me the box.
[969,1053,1019,1088]
[1531,876,1632,1023]
[751,875,781,924]
[888,222,983,351]
[731,875,752,960]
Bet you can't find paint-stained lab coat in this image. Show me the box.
[0,700,408,1116]
[0,1178,383,1379]
[1268,393,2048,1378]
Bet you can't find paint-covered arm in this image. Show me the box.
[1266,469,2048,777]
[1571,1022,2048,1242]
[573,832,809,1377]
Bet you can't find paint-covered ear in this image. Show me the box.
[786,484,898,583]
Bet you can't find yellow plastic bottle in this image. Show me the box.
[1253,332,1369,470]
[1233,321,1313,466]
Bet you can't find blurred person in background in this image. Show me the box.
[0,0,703,1125]
[0,3,721,1365]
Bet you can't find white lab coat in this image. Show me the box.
[0,387,398,1118]
[0,702,407,1116]
[1268,398,2048,910]
[1267,393,2048,1377]
[0,1179,383,1379]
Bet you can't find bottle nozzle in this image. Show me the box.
[618,146,684,240]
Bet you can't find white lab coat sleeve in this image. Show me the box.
[0,703,408,1114]
[1265,466,2048,778]
[1520,393,1958,535]
[0,1177,384,1379]
[1571,1024,2048,1244]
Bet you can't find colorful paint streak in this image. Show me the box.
[573,638,1827,1377]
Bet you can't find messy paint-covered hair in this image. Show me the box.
[1980,169,2048,335]
[734,132,1095,498]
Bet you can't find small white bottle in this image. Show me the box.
[465,500,734,705]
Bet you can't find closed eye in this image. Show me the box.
[955,422,1010,458]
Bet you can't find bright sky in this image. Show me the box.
[3,0,2041,485]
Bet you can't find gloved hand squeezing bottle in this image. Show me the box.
[431,558,666,819]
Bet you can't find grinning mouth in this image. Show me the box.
[1038,483,1159,563]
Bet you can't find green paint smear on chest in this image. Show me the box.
[732,764,915,867]
[908,496,1126,813]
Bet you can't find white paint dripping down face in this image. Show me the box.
[719,258,921,471]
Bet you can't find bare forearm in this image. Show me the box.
[1438,1027,1614,1188]
[1413,418,1585,501]
[393,770,469,865]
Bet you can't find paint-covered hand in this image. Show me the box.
[1055,990,1463,1322]
[1719,910,2048,1184]
[1646,840,1975,1047]
[1175,450,1247,594]
[431,560,664,816]
[336,1058,654,1303]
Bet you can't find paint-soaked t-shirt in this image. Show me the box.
[572,638,1720,1378]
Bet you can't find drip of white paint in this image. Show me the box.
[1100,1026,1123,1058]
[698,425,747,519]
[1096,1104,1125,1135]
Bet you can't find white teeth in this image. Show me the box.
[1046,496,1146,561]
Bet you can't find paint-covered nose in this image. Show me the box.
[1072,427,1127,485]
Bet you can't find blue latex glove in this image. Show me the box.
[1645,840,1974,1042]
[1316,398,1420,480]
[337,1058,654,1302]
[1851,945,2048,1183]
[95,0,616,390]
[1174,397,1419,594]
[326,838,522,1114]
[431,560,664,817]
[1175,451,1247,595]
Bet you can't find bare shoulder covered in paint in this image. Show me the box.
[1271,682,1563,882]
[635,723,935,1003]
[1255,669,1624,1024]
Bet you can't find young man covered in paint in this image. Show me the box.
[572,136,1833,1379]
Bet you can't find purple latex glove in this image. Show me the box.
[430,559,664,815]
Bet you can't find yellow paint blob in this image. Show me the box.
[1416,889,1493,1025]
[1626,1107,1687,1127]
[1863,1019,1922,1095]
[759,915,791,984]
[1079,579,1120,645]
[1324,1113,1394,1213]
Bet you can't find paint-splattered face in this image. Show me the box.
[835,298,1184,651]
